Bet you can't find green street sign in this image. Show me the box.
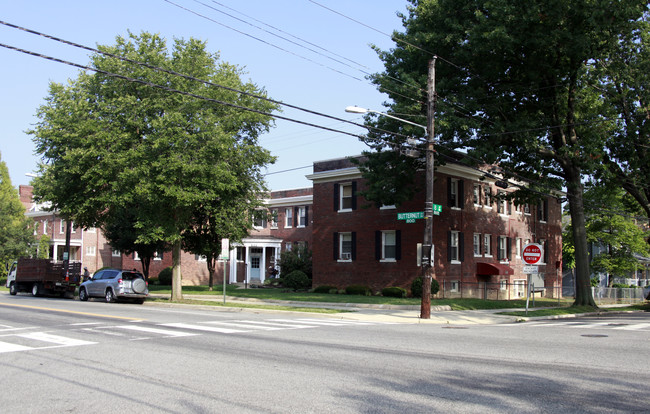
[432,204,442,215]
[397,211,424,221]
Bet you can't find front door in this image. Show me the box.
[249,248,263,282]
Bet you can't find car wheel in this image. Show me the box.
[9,282,17,296]
[32,283,40,297]
[105,289,115,303]
[79,287,89,301]
[132,278,146,294]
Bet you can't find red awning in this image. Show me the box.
[476,262,513,276]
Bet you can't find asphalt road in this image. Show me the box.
[1,293,649,413]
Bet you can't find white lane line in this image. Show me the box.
[111,325,199,337]
[0,341,33,353]
[613,323,650,331]
[270,318,364,326]
[16,332,97,347]
[203,320,316,330]
[159,322,249,334]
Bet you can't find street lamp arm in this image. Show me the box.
[345,106,427,131]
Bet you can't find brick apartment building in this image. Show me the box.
[18,152,562,297]
[306,156,563,298]
[17,185,313,286]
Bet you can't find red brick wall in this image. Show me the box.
[311,159,563,293]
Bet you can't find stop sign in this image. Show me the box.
[522,243,543,265]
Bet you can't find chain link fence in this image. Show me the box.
[438,280,649,305]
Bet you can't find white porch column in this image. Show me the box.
[245,245,250,283]
[260,247,267,283]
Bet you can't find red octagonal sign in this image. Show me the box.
[522,243,543,265]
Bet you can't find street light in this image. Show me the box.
[345,58,436,319]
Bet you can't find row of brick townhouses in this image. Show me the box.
[18,153,562,297]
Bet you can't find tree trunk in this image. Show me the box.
[171,240,183,301]
[207,257,215,292]
[565,170,597,307]
[140,256,151,280]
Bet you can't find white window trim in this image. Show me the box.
[270,209,278,229]
[473,233,482,257]
[285,208,293,229]
[339,183,353,213]
[297,206,306,228]
[338,232,353,262]
[86,246,96,256]
[380,230,397,262]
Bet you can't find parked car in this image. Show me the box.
[79,269,148,304]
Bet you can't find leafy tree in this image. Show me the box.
[361,0,647,307]
[0,153,35,275]
[101,204,168,279]
[29,32,278,300]
[278,245,312,279]
[564,184,650,279]
[37,234,50,259]
[182,198,253,290]
[592,14,650,219]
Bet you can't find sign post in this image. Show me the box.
[522,243,544,315]
[220,238,229,305]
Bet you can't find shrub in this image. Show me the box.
[382,286,407,298]
[147,277,159,286]
[271,278,284,287]
[410,277,440,298]
[345,284,371,296]
[0,276,6,286]
[314,285,337,294]
[157,267,173,285]
[284,270,310,290]
[279,245,312,279]
[612,283,631,288]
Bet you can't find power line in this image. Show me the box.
[0,20,412,142]
[168,0,425,100]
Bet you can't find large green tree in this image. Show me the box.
[361,0,647,307]
[0,153,35,274]
[563,184,649,279]
[30,32,278,300]
[593,14,650,219]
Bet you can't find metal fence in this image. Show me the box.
[592,287,648,305]
[438,280,649,305]
[438,280,562,301]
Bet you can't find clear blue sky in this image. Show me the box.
[0,1,409,191]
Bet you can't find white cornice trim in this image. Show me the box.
[264,195,313,207]
[306,167,362,183]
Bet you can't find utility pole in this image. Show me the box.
[421,57,436,319]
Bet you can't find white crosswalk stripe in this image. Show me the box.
[501,320,650,331]
[0,331,96,354]
[0,317,391,353]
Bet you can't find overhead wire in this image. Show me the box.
[0,20,411,142]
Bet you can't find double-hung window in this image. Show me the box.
[473,184,481,205]
[449,230,462,262]
[484,234,492,256]
[497,236,510,261]
[285,208,293,228]
[473,233,481,256]
[340,183,353,211]
[297,206,307,227]
[337,232,354,261]
[448,178,463,208]
[376,230,400,261]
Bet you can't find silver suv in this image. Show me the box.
[79,269,148,304]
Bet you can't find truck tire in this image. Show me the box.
[105,289,115,303]
[79,287,89,301]
[132,278,146,294]
[32,283,41,297]
[9,282,17,295]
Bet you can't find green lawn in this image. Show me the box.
[148,284,576,311]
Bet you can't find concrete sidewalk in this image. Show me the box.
[149,294,526,325]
